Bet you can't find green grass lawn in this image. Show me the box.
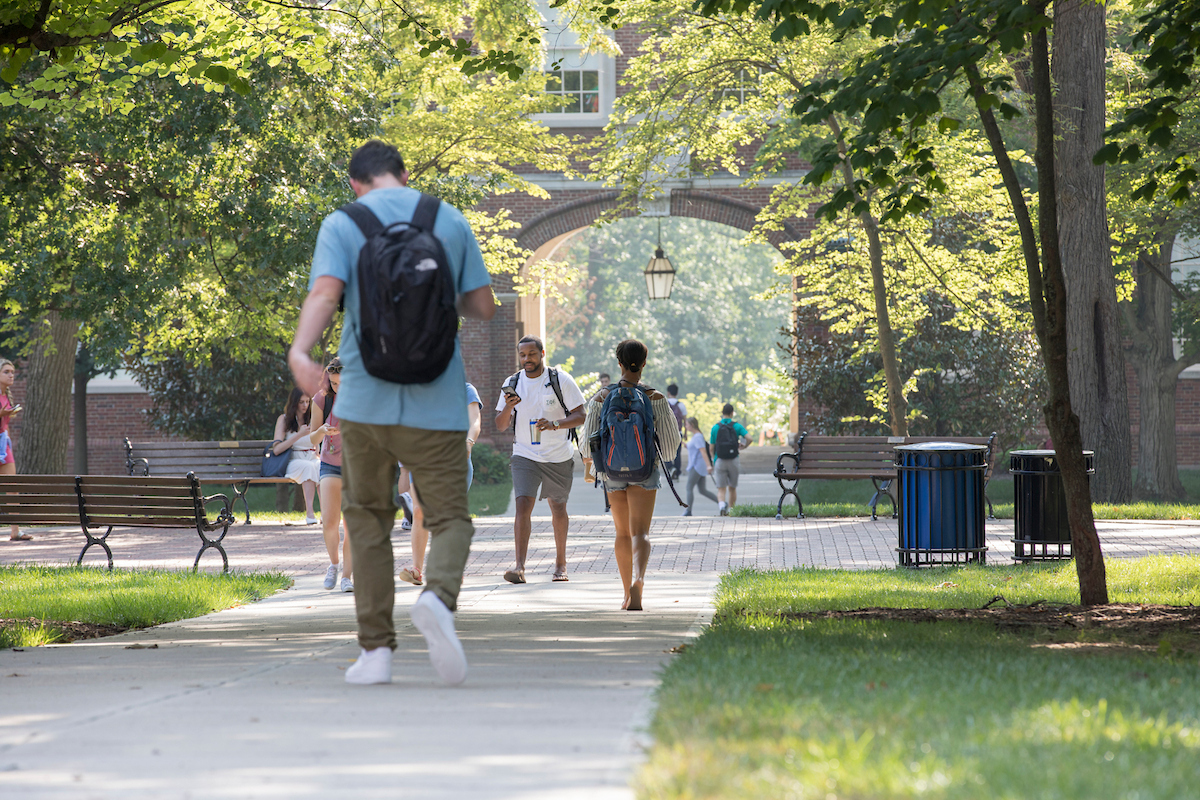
[0,566,291,648]
[640,558,1200,800]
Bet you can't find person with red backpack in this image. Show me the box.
[710,403,750,516]
[580,340,682,611]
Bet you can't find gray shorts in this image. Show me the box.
[511,455,575,504]
[713,457,740,488]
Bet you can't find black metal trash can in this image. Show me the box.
[1010,449,1095,561]
[895,442,988,567]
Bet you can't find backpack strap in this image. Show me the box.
[338,202,384,238]
[411,192,440,232]
[546,368,579,444]
[704,441,713,467]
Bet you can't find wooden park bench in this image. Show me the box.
[0,473,235,571]
[125,439,294,524]
[773,433,998,520]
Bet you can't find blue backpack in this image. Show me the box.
[598,385,657,483]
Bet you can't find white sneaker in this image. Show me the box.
[398,492,414,523]
[399,518,412,531]
[305,514,318,525]
[345,646,392,684]
[323,564,338,590]
[681,508,693,517]
[718,502,728,516]
[340,577,354,593]
[411,591,467,686]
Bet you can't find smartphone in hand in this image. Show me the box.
[502,386,520,402]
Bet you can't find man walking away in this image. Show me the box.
[665,384,686,479]
[289,139,495,686]
[710,403,749,516]
[494,336,585,583]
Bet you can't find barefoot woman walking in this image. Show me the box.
[0,358,30,541]
[581,340,681,610]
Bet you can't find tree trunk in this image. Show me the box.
[73,367,89,474]
[862,212,908,435]
[1053,0,1133,503]
[1035,20,1108,605]
[827,115,908,435]
[1127,238,1188,500]
[14,311,80,475]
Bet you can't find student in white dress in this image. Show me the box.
[272,388,328,524]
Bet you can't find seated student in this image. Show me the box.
[272,388,325,524]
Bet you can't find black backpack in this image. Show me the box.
[339,194,458,385]
[714,419,740,459]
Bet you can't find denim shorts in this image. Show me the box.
[603,465,661,492]
[319,461,342,480]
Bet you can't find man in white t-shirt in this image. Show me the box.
[494,335,586,584]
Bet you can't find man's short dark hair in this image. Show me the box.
[598,372,610,381]
[667,384,679,396]
[349,140,406,183]
[518,335,544,351]
[722,403,735,416]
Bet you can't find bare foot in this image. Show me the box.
[627,580,643,611]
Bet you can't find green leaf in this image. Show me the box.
[937,116,961,133]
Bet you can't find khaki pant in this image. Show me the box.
[340,420,473,651]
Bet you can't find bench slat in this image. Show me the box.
[86,516,197,528]
[127,440,271,451]
[85,501,196,515]
[0,513,81,524]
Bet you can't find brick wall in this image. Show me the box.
[5,372,174,475]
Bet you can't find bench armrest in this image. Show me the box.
[201,492,235,531]
[774,451,800,477]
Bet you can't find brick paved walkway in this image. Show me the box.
[4,514,1198,579]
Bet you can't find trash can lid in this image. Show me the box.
[1010,449,1095,457]
[894,441,989,452]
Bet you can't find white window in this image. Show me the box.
[719,68,762,106]
[545,50,601,114]
[534,0,614,127]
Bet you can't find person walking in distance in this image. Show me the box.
[289,140,495,686]
[681,417,719,516]
[580,340,681,610]
[0,358,30,541]
[310,357,352,591]
[494,336,585,584]
[665,384,687,479]
[710,403,749,516]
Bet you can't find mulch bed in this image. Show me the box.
[1,617,131,642]
[736,600,1200,643]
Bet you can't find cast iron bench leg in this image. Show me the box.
[232,481,252,524]
[78,526,114,570]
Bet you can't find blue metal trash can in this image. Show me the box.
[1011,449,1095,561]
[895,442,988,567]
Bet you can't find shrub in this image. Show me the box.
[471,442,510,485]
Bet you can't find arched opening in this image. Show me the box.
[515,214,794,443]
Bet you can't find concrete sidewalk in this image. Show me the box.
[3,510,1200,798]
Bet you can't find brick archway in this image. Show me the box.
[464,181,813,444]
[512,189,806,254]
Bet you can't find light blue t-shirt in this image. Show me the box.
[466,382,481,408]
[309,187,491,430]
